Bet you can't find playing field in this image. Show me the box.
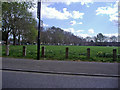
[1,45,120,62]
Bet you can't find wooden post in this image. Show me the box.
[6,45,9,56]
[113,49,117,61]
[66,47,69,59]
[23,46,26,56]
[87,48,90,59]
[41,46,45,57]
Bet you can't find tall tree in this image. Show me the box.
[97,33,105,42]
[40,26,84,45]
[110,36,117,42]
[85,36,92,42]
[2,2,37,45]
[2,2,12,45]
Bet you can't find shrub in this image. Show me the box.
[117,54,120,58]
[96,51,103,57]
[105,53,113,58]
[96,52,113,58]
[79,53,86,56]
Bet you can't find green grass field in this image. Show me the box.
[1,45,120,62]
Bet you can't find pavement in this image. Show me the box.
[1,57,120,77]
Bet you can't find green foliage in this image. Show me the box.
[2,2,37,45]
[96,51,120,58]
[97,33,105,42]
[96,51,103,57]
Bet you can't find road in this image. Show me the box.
[2,70,118,88]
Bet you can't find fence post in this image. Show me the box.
[66,47,69,59]
[23,46,26,56]
[6,45,9,56]
[41,46,45,57]
[87,48,90,59]
[113,49,117,61]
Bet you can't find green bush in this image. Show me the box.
[96,51,103,57]
[96,52,113,58]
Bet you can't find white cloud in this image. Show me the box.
[41,5,72,20]
[70,20,76,25]
[29,2,84,20]
[76,30,84,33]
[63,27,84,33]
[80,0,93,7]
[76,33,90,38]
[62,0,93,7]
[78,22,83,24]
[62,28,89,38]
[88,29,94,34]
[70,21,83,25]
[43,23,49,27]
[42,4,85,20]
[41,5,84,20]
[96,1,118,22]
[63,8,73,18]
[72,11,84,19]
[64,0,80,5]
[28,4,72,20]
[62,27,95,38]
[104,33,118,37]
[109,13,118,21]
[63,28,75,33]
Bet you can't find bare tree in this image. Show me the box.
[110,36,117,42]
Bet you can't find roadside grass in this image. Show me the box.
[1,45,120,63]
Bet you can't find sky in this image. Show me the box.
[29,0,119,38]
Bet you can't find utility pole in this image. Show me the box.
[37,1,41,60]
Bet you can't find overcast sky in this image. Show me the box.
[29,0,119,38]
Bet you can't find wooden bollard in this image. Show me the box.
[113,49,117,61]
[87,48,90,59]
[66,47,69,59]
[41,46,45,57]
[23,46,26,56]
[6,45,9,56]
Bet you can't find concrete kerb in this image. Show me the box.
[2,68,120,78]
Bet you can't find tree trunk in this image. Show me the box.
[13,33,16,45]
[21,36,24,45]
[18,34,20,45]
[6,33,8,45]
[6,38,8,45]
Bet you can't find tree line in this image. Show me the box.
[85,33,118,43]
[41,27,118,45]
[40,26,85,45]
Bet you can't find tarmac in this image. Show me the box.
[1,57,120,77]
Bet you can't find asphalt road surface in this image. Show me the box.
[2,70,118,88]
